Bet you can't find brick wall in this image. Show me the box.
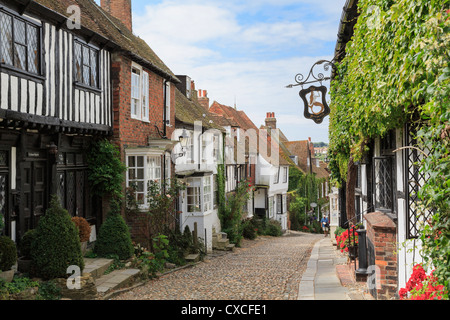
[101,0,133,32]
[365,211,398,299]
[111,54,175,158]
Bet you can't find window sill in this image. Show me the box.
[74,82,102,94]
[0,64,45,82]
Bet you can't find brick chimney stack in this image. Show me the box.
[101,0,133,32]
[198,89,210,111]
[265,112,276,129]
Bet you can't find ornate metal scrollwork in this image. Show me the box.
[286,59,335,124]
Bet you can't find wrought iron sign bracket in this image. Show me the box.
[286,59,336,124]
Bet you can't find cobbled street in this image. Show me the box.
[112,231,323,300]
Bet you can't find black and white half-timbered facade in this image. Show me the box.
[0,0,115,241]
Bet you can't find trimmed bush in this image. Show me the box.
[94,201,134,260]
[0,236,17,271]
[31,195,84,280]
[18,229,36,259]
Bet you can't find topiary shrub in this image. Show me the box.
[18,229,36,259]
[31,195,84,280]
[71,217,91,242]
[94,200,134,260]
[0,236,17,271]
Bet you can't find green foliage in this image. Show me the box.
[219,179,254,246]
[94,200,134,260]
[87,139,126,199]
[18,229,36,259]
[31,195,84,280]
[36,280,61,300]
[328,0,449,291]
[0,236,17,271]
[289,173,326,231]
[126,178,186,248]
[0,275,39,297]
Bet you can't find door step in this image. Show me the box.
[82,258,141,297]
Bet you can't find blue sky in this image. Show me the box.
[123,0,346,143]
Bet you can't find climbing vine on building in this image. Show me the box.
[328,0,449,292]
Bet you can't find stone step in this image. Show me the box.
[185,253,200,263]
[95,268,141,296]
[83,258,114,279]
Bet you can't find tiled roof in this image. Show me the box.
[284,140,310,173]
[31,0,178,82]
[175,89,224,132]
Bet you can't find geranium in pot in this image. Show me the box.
[71,216,92,255]
[0,235,17,282]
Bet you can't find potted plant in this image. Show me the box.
[71,216,92,255]
[18,229,36,273]
[0,235,17,282]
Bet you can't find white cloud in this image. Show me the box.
[131,0,345,142]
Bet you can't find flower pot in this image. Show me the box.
[0,269,15,283]
[18,257,33,274]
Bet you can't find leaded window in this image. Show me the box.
[74,40,98,88]
[0,10,40,74]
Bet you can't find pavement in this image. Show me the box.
[298,237,374,300]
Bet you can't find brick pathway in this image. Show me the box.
[112,231,323,300]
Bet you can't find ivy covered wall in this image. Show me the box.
[328,0,449,294]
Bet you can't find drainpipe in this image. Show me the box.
[163,80,168,138]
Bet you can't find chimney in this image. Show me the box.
[101,0,133,32]
[265,112,276,129]
[198,89,210,111]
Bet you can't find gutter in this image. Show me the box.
[332,0,359,79]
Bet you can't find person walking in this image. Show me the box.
[320,215,329,237]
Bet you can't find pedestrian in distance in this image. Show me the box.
[320,215,329,237]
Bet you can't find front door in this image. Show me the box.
[19,161,47,237]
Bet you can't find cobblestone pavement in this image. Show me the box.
[112,231,323,300]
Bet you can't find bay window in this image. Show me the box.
[186,175,213,213]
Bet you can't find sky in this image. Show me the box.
[124,0,346,143]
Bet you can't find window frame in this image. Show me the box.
[130,63,149,122]
[73,39,99,89]
[0,8,42,76]
[125,150,163,209]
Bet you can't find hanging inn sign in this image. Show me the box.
[286,59,335,124]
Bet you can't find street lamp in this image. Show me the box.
[175,129,189,159]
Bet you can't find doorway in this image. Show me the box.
[19,160,47,237]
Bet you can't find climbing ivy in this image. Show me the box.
[328,0,449,291]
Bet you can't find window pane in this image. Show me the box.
[0,12,13,65]
[83,65,90,85]
[128,156,135,167]
[13,19,25,44]
[27,25,38,73]
[137,156,144,167]
[90,49,97,87]
[14,43,26,70]
[74,42,82,82]
[128,169,136,180]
